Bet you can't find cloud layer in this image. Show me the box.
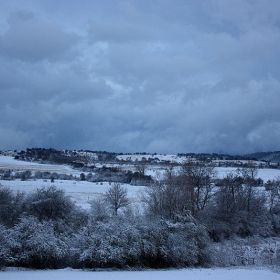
[1,0,280,154]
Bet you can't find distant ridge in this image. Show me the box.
[1,148,280,164]
[245,151,280,163]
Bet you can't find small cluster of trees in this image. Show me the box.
[14,148,119,165]
[143,161,280,241]
[0,167,152,186]
[0,170,76,181]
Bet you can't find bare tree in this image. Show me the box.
[240,161,258,181]
[135,162,146,177]
[105,183,129,216]
[0,184,25,227]
[265,177,280,213]
[180,160,215,215]
[215,171,244,217]
[239,161,259,213]
[25,186,75,221]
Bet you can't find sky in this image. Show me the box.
[0,0,280,155]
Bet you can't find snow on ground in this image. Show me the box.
[0,156,82,176]
[1,155,280,209]
[0,179,144,209]
[2,155,280,183]
[116,154,188,163]
[215,167,280,182]
[0,155,145,209]
[1,268,279,280]
[143,166,280,183]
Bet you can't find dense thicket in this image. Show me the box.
[0,184,210,269]
[1,164,280,269]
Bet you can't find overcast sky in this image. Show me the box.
[0,0,280,155]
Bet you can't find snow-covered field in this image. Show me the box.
[2,155,280,182]
[0,179,144,209]
[0,156,82,176]
[1,155,280,209]
[0,156,145,208]
[214,167,280,182]
[1,267,279,280]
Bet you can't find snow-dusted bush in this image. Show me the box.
[0,224,9,268]
[138,220,198,267]
[90,198,111,222]
[209,237,280,267]
[4,216,68,268]
[73,218,142,268]
[73,215,210,269]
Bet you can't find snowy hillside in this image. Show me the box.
[0,155,81,176]
[116,154,188,163]
[2,155,280,182]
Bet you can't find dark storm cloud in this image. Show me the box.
[0,11,79,62]
[0,0,280,154]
